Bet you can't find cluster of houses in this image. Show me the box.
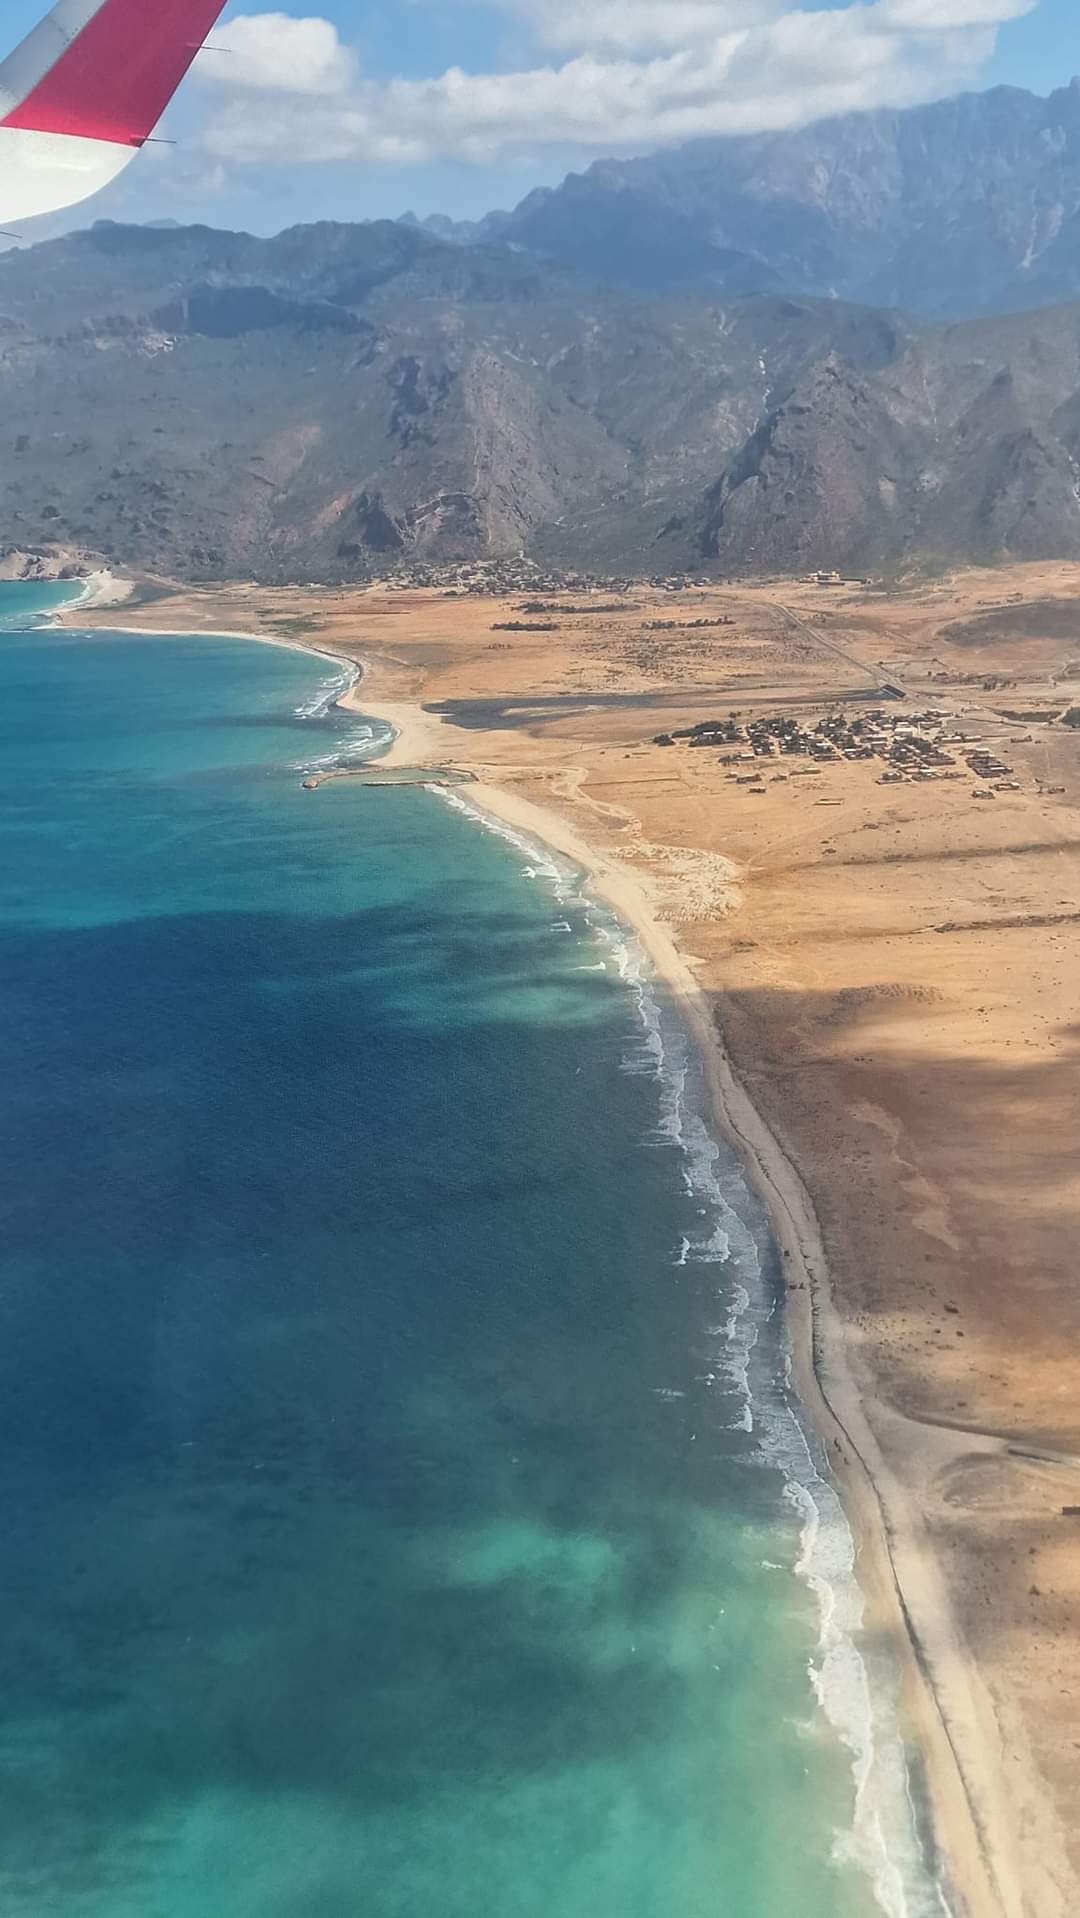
[964,749,1019,798]
[374,556,716,598]
[376,558,633,597]
[652,703,1043,805]
[658,707,962,778]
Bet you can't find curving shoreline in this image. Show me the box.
[349,677,1014,1918]
[60,593,1042,1918]
[462,778,1011,1918]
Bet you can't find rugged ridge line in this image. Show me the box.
[3,217,1080,580]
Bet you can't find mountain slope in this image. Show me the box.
[695,306,1080,574]
[2,219,1080,580]
[0,221,911,579]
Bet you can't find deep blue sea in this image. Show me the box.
[0,585,946,1917]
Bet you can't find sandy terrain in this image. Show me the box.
[69,564,1080,1918]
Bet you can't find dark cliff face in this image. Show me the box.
[451,84,1080,321]
[2,215,1080,581]
[699,310,1080,574]
[700,359,922,574]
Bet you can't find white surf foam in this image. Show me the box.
[294,661,359,719]
[604,963,947,1909]
[429,787,581,909]
[290,654,389,773]
[586,910,951,1915]
[779,1413,951,1918]
[426,778,950,1918]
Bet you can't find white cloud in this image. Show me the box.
[505,0,790,55]
[880,0,1036,24]
[199,13,357,96]
[194,0,1036,170]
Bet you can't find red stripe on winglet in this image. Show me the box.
[1,0,229,145]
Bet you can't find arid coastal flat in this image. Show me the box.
[76,561,1080,1918]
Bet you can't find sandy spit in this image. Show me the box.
[75,569,136,610]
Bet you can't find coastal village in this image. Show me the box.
[406,568,1080,814]
[655,706,1034,802]
[273,561,1080,820]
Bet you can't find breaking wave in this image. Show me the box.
[293,661,359,720]
[290,661,391,774]
[426,780,951,1918]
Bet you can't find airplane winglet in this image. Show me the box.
[0,0,229,225]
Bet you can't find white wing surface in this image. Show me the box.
[0,0,229,224]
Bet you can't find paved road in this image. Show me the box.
[776,602,905,696]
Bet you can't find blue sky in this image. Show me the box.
[990,0,1077,89]
[3,0,1077,233]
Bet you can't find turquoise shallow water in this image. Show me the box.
[0,587,943,1917]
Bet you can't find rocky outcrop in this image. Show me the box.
[0,544,89,581]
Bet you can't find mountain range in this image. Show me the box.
[407,83,1080,319]
[3,84,1080,582]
